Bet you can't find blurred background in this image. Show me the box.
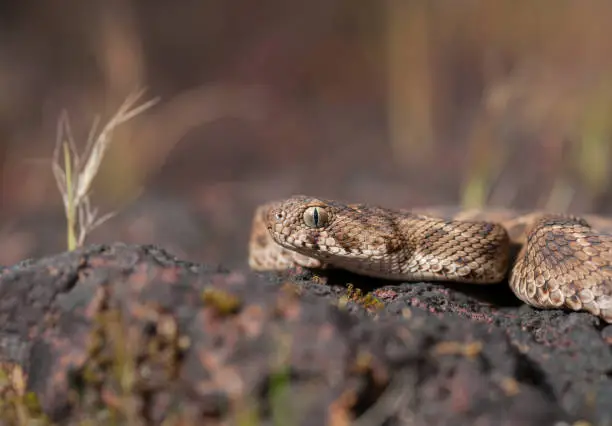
[2,0,612,269]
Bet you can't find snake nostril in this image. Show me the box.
[272,210,285,222]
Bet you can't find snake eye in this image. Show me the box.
[303,206,329,228]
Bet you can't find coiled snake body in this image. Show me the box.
[248,195,612,323]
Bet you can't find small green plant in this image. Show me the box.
[52,89,159,251]
[268,333,293,426]
[0,363,50,425]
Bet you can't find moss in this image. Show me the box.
[310,274,325,284]
[431,341,483,359]
[201,288,242,315]
[343,284,384,312]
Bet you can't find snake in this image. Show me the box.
[248,195,612,323]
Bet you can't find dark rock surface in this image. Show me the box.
[0,243,610,425]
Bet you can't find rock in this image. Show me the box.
[0,243,609,425]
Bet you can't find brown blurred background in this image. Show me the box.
[2,0,612,269]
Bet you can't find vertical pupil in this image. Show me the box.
[313,208,319,226]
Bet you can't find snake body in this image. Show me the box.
[248,195,612,323]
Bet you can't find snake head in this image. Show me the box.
[264,195,407,274]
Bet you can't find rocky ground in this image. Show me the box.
[0,243,610,425]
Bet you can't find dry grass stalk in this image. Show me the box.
[52,89,159,250]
